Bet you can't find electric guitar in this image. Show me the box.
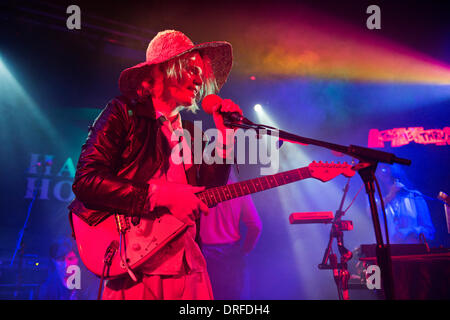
[72,161,355,279]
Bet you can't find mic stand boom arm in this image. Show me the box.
[225,120,411,300]
[226,120,410,165]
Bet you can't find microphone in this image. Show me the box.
[437,191,450,233]
[438,191,449,205]
[202,94,253,125]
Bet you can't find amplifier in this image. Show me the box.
[359,244,431,257]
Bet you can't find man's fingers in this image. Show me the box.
[221,99,242,115]
[198,201,209,215]
[229,102,242,114]
[190,186,206,194]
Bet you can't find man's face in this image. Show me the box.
[377,165,393,186]
[54,251,79,287]
[166,52,205,107]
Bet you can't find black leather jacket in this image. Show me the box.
[69,96,230,227]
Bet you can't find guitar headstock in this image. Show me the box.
[308,161,356,182]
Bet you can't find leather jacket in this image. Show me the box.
[68,96,230,229]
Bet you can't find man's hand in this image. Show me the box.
[212,98,243,133]
[385,180,404,204]
[211,99,243,155]
[149,183,209,226]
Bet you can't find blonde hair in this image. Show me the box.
[137,51,218,113]
[163,52,218,112]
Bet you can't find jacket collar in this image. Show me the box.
[132,99,157,119]
[132,98,189,130]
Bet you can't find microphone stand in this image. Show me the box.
[318,176,353,300]
[225,118,410,300]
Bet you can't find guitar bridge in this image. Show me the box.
[114,214,130,234]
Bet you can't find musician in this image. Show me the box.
[200,167,262,299]
[38,238,97,300]
[69,30,242,300]
[376,164,435,244]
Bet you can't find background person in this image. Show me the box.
[200,167,262,299]
[376,163,435,244]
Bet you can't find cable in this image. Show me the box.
[97,263,107,300]
[343,183,364,214]
[119,233,138,282]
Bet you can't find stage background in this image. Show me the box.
[0,0,449,299]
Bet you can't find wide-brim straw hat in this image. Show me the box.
[119,30,233,98]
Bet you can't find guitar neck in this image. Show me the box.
[197,167,311,208]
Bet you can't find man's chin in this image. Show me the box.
[178,99,195,109]
[175,104,190,113]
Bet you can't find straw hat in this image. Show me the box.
[119,30,233,97]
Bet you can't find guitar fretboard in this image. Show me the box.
[197,167,312,208]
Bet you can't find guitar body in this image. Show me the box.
[72,161,355,279]
[72,211,188,278]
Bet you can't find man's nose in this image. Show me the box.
[192,73,203,86]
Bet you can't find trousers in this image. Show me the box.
[102,271,214,300]
[201,241,247,300]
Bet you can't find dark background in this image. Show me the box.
[0,0,449,299]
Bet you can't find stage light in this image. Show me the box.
[254,104,262,112]
[251,101,369,298]
[0,57,61,146]
[205,5,450,85]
